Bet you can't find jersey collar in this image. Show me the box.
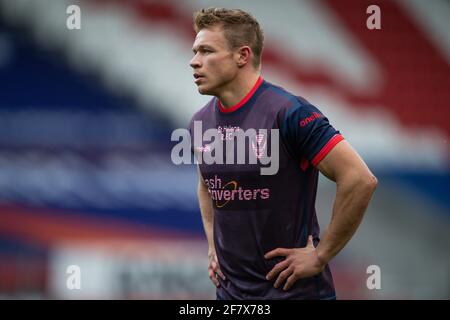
[217,76,264,113]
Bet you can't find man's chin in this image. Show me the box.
[197,85,212,95]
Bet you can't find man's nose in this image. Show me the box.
[190,55,201,68]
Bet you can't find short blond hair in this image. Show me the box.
[193,7,264,69]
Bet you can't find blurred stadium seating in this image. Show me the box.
[0,0,448,299]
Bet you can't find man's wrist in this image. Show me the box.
[316,247,331,267]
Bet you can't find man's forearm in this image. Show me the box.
[316,173,377,265]
[197,179,215,253]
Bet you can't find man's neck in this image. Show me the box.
[217,72,261,108]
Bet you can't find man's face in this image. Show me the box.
[190,26,238,95]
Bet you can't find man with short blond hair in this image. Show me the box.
[189,7,377,300]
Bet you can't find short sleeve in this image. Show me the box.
[280,102,344,166]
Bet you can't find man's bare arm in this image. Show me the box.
[265,140,377,290]
[315,140,378,265]
[197,166,226,286]
[197,166,215,253]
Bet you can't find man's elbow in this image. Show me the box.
[362,173,378,193]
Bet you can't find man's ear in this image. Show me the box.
[237,46,252,67]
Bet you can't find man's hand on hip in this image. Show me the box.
[264,235,325,291]
[208,251,226,287]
